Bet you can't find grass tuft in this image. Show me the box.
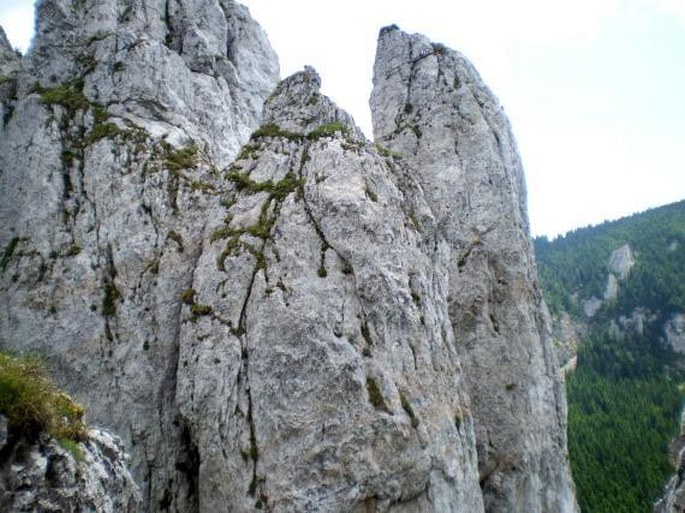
[0,352,87,442]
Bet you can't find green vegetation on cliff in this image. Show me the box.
[0,352,87,442]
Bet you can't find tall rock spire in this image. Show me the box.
[371,25,577,512]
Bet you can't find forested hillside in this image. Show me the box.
[534,200,685,513]
[535,200,685,318]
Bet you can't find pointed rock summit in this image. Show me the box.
[371,27,577,512]
[0,4,577,512]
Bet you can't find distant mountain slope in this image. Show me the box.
[535,199,685,322]
[534,200,685,513]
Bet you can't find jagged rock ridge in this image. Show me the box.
[0,2,577,512]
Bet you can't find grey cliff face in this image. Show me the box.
[0,417,142,512]
[370,26,577,512]
[0,4,577,512]
[24,0,278,167]
[176,66,484,511]
[0,0,277,509]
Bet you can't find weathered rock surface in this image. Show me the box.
[0,26,20,75]
[665,313,685,354]
[176,66,484,511]
[1,0,277,509]
[370,26,577,512]
[604,243,634,300]
[0,416,141,512]
[0,3,577,512]
[551,311,584,368]
[609,243,635,280]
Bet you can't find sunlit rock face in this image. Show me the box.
[0,3,577,511]
[371,25,578,513]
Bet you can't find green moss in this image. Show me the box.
[66,244,81,257]
[250,123,303,142]
[85,122,125,145]
[102,281,120,317]
[411,291,421,305]
[317,264,327,278]
[39,79,90,115]
[0,352,87,442]
[227,171,304,199]
[237,143,262,161]
[408,211,422,231]
[190,304,212,316]
[0,75,14,86]
[61,149,76,168]
[374,143,404,159]
[58,438,84,461]
[454,412,463,431]
[226,170,255,192]
[360,322,372,346]
[399,391,419,428]
[142,340,150,351]
[161,142,199,172]
[180,289,196,305]
[365,187,378,203]
[366,377,387,411]
[306,121,349,140]
[1,236,21,272]
[270,174,305,201]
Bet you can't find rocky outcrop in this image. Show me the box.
[0,0,278,509]
[0,2,577,511]
[665,313,685,354]
[0,26,20,75]
[551,312,584,368]
[577,244,635,316]
[370,26,576,512]
[0,416,141,512]
[604,244,634,301]
[609,243,635,280]
[176,65,485,512]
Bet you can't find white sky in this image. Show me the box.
[1,0,684,239]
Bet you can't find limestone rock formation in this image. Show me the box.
[665,313,685,354]
[370,26,577,512]
[608,243,635,280]
[175,66,484,511]
[0,0,278,509]
[0,416,141,512]
[0,2,577,511]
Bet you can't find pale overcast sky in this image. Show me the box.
[1,0,684,239]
